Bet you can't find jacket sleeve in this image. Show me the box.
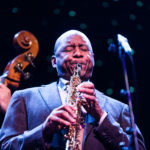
[0,91,45,150]
[94,103,146,150]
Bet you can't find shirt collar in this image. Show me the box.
[58,78,69,91]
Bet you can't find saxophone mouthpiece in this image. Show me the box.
[76,63,82,76]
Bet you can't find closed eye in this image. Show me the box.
[64,46,75,52]
[79,45,89,51]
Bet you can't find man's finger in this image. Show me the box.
[77,87,95,95]
[57,110,76,124]
[58,104,76,118]
[78,82,95,89]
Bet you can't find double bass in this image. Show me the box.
[0,30,39,113]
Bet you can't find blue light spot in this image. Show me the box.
[106,88,113,95]
[96,59,103,67]
[68,10,76,17]
[136,24,143,31]
[53,8,60,15]
[129,14,136,21]
[131,49,135,55]
[111,19,118,26]
[102,2,109,8]
[136,1,143,7]
[130,86,134,93]
[12,7,18,14]
[80,23,87,29]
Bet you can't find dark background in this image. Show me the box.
[0,0,149,149]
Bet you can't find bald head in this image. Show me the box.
[54,30,93,55]
[51,29,95,80]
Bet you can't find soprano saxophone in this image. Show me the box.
[65,63,84,150]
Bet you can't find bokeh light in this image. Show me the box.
[68,10,76,17]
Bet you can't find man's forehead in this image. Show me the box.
[54,30,93,54]
[62,34,87,45]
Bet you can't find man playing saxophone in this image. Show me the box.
[0,30,146,150]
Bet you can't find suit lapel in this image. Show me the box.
[38,82,62,112]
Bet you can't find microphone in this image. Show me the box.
[117,34,132,54]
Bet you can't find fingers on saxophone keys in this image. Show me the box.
[82,93,96,101]
[78,81,95,89]
[57,110,76,126]
[58,104,76,118]
[81,93,96,109]
[77,87,95,96]
[62,104,77,118]
[53,115,70,126]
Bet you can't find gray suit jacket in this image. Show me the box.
[0,82,146,150]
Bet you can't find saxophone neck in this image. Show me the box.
[73,63,81,77]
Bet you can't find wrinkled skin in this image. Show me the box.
[52,34,94,81]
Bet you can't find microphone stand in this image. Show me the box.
[118,45,139,150]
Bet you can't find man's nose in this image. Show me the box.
[72,47,83,58]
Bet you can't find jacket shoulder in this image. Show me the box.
[14,82,57,95]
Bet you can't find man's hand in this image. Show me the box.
[77,81,104,122]
[42,104,77,140]
[0,83,11,113]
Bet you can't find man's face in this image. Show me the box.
[52,34,95,81]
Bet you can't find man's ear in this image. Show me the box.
[51,55,57,68]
